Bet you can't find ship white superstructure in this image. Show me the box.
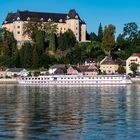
[18,75,132,85]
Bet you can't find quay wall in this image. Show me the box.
[131,78,140,83]
[0,78,18,84]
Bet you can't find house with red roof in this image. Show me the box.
[126,53,140,74]
[67,65,99,75]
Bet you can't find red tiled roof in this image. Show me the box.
[79,65,89,69]
[131,53,140,58]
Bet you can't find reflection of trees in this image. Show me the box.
[126,85,140,131]
[0,85,140,139]
[0,85,32,139]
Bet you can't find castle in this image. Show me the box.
[2,9,87,46]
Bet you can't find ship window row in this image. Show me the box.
[24,77,50,80]
[25,80,121,84]
[60,77,122,80]
[23,76,123,81]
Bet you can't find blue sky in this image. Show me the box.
[1,0,140,35]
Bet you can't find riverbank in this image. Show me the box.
[131,78,140,83]
[0,78,18,84]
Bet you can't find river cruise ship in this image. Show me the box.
[18,75,132,85]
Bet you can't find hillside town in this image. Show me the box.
[0,53,140,79]
[0,9,140,80]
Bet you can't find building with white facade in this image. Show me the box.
[126,53,140,74]
[6,68,29,77]
[2,9,87,46]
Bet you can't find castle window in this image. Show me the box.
[17,31,20,34]
[75,15,78,19]
[17,26,20,28]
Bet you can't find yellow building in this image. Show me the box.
[2,9,87,46]
[100,56,119,74]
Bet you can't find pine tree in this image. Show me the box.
[49,32,56,51]
[35,31,45,65]
[32,47,39,69]
[14,50,21,68]
[98,23,103,42]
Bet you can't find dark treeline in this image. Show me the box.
[0,21,140,69]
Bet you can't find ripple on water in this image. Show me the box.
[0,85,140,140]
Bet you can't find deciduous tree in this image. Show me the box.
[102,24,116,55]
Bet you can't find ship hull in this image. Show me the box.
[18,75,132,85]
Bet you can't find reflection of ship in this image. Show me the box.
[18,75,132,85]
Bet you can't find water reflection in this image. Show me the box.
[0,85,140,139]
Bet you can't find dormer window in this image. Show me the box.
[75,15,78,19]
[59,19,62,22]
[67,16,69,19]
[27,17,30,21]
[48,18,51,22]
[17,17,20,21]
[40,18,44,21]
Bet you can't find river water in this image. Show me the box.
[0,84,140,140]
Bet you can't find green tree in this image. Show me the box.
[42,53,51,68]
[116,34,129,50]
[123,22,139,41]
[1,28,17,56]
[102,24,116,55]
[90,42,105,61]
[58,29,77,51]
[32,46,39,69]
[130,63,139,75]
[23,20,57,41]
[118,65,126,74]
[44,21,57,37]
[98,23,103,42]
[14,50,21,68]
[35,31,45,65]
[23,19,44,41]
[49,32,56,51]
[90,32,98,42]
[19,43,33,68]
[66,43,87,64]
